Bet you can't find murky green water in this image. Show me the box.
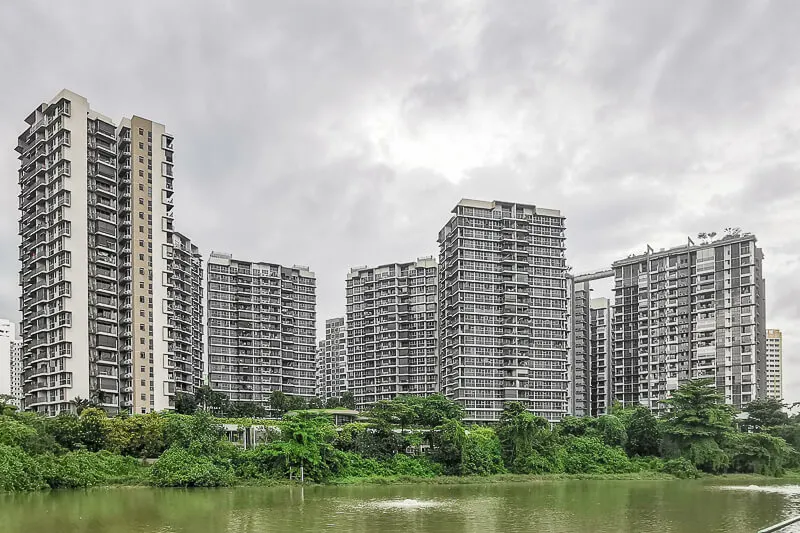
[1,480,799,532]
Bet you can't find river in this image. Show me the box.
[1,480,799,532]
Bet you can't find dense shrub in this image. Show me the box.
[43,450,143,489]
[663,458,700,479]
[0,445,47,491]
[462,427,505,476]
[150,448,233,487]
[561,437,634,474]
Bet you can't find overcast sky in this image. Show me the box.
[1,1,797,401]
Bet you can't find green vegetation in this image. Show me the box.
[1,380,799,492]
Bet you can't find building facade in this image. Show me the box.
[766,329,783,400]
[16,89,196,415]
[206,253,316,403]
[0,320,23,407]
[346,258,438,411]
[612,235,766,413]
[317,317,348,402]
[589,297,612,416]
[570,279,591,417]
[172,232,205,396]
[438,199,569,422]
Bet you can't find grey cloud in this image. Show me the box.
[1,0,799,400]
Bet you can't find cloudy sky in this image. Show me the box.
[1,1,797,401]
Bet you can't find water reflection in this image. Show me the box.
[1,481,800,533]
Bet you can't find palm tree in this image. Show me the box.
[70,396,91,414]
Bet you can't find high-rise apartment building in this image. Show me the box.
[0,320,23,407]
[612,235,766,413]
[589,297,612,416]
[570,279,591,417]
[438,199,569,423]
[17,89,195,415]
[206,253,316,402]
[766,329,782,400]
[172,232,205,396]
[346,258,438,410]
[317,317,348,402]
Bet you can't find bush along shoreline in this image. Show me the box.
[1,379,799,492]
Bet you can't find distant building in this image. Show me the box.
[438,199,569,423]
[0,320,23,407]
[317,317,348,402]
[570,279,591,417]
[206,252,316,402]
[589,298,612,416]
[612,234,766,413]
[346,258,438,411]
[766,329,783,400]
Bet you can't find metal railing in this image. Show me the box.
[758,516,800,533]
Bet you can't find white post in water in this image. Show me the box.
[300,464,304,483]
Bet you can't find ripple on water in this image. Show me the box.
[717,485,800,495]
[352,498,450,511]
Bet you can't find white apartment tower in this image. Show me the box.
[766,329,782,400]
[317,317,348,402]
[612,235,766,413]
[206,253,316,402]
[17,90,197,415]
[438,199,569,423]
[0,320,23,407]
[346,258,438,410]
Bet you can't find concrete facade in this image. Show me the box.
[766,329,782,400]
[17,90,199,415]
[206,253,316,402]
[346,258,438,411]
[316,317,348,402]
[438,199,569,423]
[612,235,766,413]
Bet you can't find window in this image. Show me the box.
[139,253,145,261]
[140,337,145,345]
[139,142,144,149]
[139,324,145,331]
[139,310,145,317]
[139,282,145,289]
[138,184,144,191]
[138,212,144,219]
[139,169,144,177]
[139,198,144,205]
[140,380,146,386]
[139,267,145,275]
[139,226,144,233]
[140,394,146,401]
[139,296,145,303]
[138,128,144,136]
[138,156,144,163]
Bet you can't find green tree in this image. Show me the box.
[174,393,197,415]
[78,408,110,452]
[497,402,559,473]
[430,419,466,474]
[341,391,356,410]
[270,390,289,416]
[624,406,661,457]
[285,395,308,412]
[742,398,789,432]
[461,427,505,475]
[662,379,734,472]
[594,415,627,448]
[195,385,228,415]
[70,396,92,415]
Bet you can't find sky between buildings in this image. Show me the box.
[0,1,797,401]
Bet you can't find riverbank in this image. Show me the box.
[6,463,800,494]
